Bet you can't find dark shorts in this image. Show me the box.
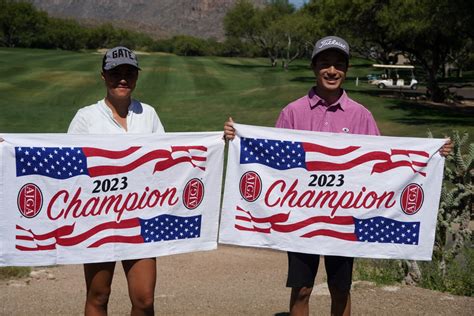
[286,252,353,291]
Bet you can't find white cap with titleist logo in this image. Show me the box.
[311,36,349,62]
[102,46,140,71]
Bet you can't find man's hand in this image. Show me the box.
[224,117,235,141]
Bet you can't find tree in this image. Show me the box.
[224,0,294,66]
[375,0,473,102]
[270,12,318,69]
[0,0,48,47]
[85,23,119,49]
[303,0,474,102]
[35,17,87,50]
[0,0,156,51]
[172,35,207,56]
[444,39,473,78]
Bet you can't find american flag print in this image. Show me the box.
[240,137,429,176]
[15,214,202,251]
[15,145,207,179]
[235,206,420,245]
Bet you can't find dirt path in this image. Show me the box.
[2,245,473,315]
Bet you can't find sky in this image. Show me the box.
[289,0,307,8]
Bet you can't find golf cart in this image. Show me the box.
[368,64,418,90]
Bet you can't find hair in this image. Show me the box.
[101,54,107,72]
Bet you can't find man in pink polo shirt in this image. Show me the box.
[276,35,372,316]
[224,35,452,316]
[274,38,379,135]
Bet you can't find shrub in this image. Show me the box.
[172,35,208,56]
[420,246,474,296]
[354,258,404,285]
[34,17,87,51]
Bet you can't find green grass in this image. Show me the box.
[354,258,404,285]
[0,266,31,280]
[0,48,473,138]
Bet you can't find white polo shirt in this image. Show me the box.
[68,99,165,134]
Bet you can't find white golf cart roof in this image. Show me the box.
[372,64,415,69]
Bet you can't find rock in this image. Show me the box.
[382,286,400,292]
[352,280,376,289]
[7,280,26,287]
[29,270,47,279]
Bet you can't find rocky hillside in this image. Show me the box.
[28,0,266,40]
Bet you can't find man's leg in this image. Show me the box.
[324,255,354,316]
[328,287,351,316]
[122,258,156,316]
[286,252,320,316]
[83,261,116,316]
[289,286,313,316]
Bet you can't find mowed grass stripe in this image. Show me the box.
[1,49,103,132]
[183,57,225,96]
[159,54,198,98]
[133,53,172,107]
[0,48,472,137]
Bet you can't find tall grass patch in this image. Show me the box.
[420,246,474,296]
[354,259,404,285]
[0,266,31,280]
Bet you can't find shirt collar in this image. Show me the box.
[99,99,135,117]
[308,87,347,111]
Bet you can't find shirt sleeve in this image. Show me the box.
[365,112,381,136]
[275,108,293,129]
[67,110,88,134]
[151,109,165,134]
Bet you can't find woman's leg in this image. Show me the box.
[122,258,157,316]
[83,262,116,316]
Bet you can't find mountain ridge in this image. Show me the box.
[28,0,266,40]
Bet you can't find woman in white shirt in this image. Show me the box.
[68,46,163,316]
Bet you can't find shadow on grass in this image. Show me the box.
[290,76,314,83]
[345,87,474,128]
[218,62,273,70]
[348,86,473,108]
[286,64,311,71]
[347,87,425,99]
[360,95,473,126]
[217,62,311,72]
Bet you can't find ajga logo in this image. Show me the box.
[239,171,262,202]
[17,183,43,218]
[183,178,204,210]
[400,183,424,215]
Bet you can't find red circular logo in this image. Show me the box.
[400,183,424,215]
[17,183,43,218]
[239,171,262,202]
[183,178,204,210]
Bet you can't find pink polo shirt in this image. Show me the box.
[275,87,380,136]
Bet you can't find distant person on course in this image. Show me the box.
[68,46,164,316]
[223,35,453,316]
